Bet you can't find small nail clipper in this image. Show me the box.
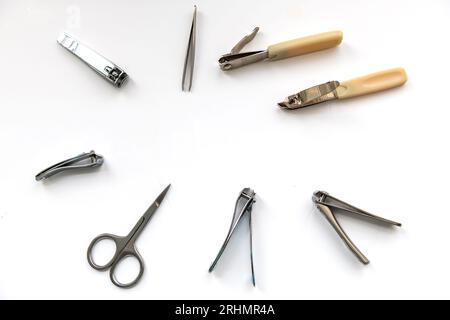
[57,32,128,87]
[209,188,257,286]
[35,150,103,181]
[279,68,407,109]
[313,191,401,264]
[219,28,343,70]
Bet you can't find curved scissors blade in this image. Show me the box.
[148,184,171,214]
[126,184,171,242]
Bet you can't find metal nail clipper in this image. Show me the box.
[35,150,103,181]
[219,27,343,70]
[209,188,257,286]
[278,68,407,109]
[182,5,197,91]
[57,32,128,87]
[312,191,401,264]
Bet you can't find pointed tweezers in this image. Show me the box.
[209,188,256,286]
[35,150,103,181]
[182,5,197,91]
[313,191,401,264]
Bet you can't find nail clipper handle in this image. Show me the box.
[317,203,370,265]
[336,68,407,99]
[267,31,343,61]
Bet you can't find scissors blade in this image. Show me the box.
[143,184,171,220]
[121,184,171,252]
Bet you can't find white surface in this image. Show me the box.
[0,0,449,300]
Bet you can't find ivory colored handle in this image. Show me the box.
[267,31,343,61]
[336,68,407,99]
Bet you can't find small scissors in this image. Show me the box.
[87,184,171,288]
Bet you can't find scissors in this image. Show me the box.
[87,184,171,288]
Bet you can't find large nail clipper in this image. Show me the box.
[313,191,401,264]
[219,27,343,71]
[279,68,407,109]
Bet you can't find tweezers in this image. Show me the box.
[182,6,197,91]
[35,150,103,181]
[313,191,401,264]
[209,188,256,286]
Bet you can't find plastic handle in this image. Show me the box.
[336,68,407,99]
[267,31,343,61]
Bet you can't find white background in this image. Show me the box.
[0,0,449,300]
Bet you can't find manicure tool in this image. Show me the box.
[57,32,128,87]
[278,68,407,109]
[87,185,171,288]
[219,28,343,71]
[209,188,257,286]
[313,191,401,264]
[182,6,197,91]
[35,150,103,181]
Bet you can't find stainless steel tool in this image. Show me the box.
[87,185,171,288]
[57,32,128,87]
[35,150,103,181]
[182,6,197,91]
[313,190,401,264]
[209,188,257,286]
